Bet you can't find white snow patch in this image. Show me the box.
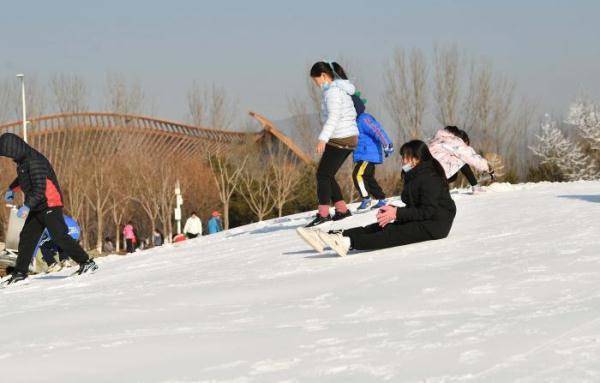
[1,181,600,382]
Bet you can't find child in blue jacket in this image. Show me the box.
[351,94,394,211]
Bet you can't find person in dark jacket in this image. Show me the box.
[301,140,456,256]
[0,133,97,286]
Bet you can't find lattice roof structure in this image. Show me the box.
[0,111,310,171]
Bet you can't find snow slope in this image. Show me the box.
[1,181,600,382]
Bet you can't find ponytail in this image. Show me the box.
[310,61,348,80]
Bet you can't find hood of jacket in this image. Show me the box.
[331,79,356,95]
[0,133,33,162]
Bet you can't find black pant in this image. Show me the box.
[316,144,352,205]
[126,239,135,253]
[16,207,89,273]
[352,161,385,200]
[448,164,478,186]
[186,233,199,239]
[342,222,435,251]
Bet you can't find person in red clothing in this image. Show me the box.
[0,133,97,286]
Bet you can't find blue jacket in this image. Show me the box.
[207,217,223,234]
[353,113,392,164]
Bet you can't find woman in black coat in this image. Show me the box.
[310,140,456,256]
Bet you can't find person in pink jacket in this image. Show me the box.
[428,126,495,191]
[123,221,137,253]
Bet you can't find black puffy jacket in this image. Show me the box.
[0,133,64,212]
[396,161,456,239]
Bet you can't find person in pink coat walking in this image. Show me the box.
[123,221,137,253]
[428,126,495,191]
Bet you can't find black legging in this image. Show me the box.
[316,144,352,205]
[342,222,435,250]
[448,164,478,186]
[352,161,385,200]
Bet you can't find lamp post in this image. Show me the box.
[16,74,27,143]
[174,180,183,236]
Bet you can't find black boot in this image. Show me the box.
[305,214,332,228]
[332,210,352,221]
[75,259,98,275]
[0,271,28,287]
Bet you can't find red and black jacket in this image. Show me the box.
[0,133,64,212]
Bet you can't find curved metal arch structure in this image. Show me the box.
[0,112,310,172]
[0,112,253,159]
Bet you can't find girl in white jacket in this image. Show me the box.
[306,61,359,227]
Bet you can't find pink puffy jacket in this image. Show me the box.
[123,224,136,240]
[428,129,490,179]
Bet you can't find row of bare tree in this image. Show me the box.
[286,44,537,181]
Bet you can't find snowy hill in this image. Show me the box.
[1,182,600,382]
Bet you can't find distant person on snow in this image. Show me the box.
[123,221,137,253]
[152,229,164,247]
[103,237,115,253]
[428,126,496,192]
[0,133,97,286]
[207,211,223,234]
[350,92,394,211]
[184,211,203,239]
[306,61,359,227]
[297,140,456,257]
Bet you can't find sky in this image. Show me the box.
[0,0,599,127]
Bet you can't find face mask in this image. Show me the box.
[321,82,330,91]
[402,164,413,173]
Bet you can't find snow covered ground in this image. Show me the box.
[1,181,600,382]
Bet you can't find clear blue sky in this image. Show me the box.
[1,0,599,124]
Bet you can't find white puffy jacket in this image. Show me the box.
[318,79,359,142]
[183,216,203,236]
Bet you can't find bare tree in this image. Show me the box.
[187,81,206,126]
[287,96,319,159]
[385,47,428,142]
[0,77,16,123]
[84,161,114,252]
[433,44,461,126]
[207,150,247,230]
[50,74,88,114]
[187,83,236,129]
[241,163,275,222]
[105,73,146,115]
[269,146,302,217]
[462,59,516,155]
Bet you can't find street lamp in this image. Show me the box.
[16,74,27,143]
[174,180,183,236]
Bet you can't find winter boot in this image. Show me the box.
[371,199,388,209]
[332,209,352,221]
[305,214,332,228]
[0,271,28,287]
[296,227,326,253]
[357,198,372,211]
[75,259,98,275]
[317,231,351,257]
